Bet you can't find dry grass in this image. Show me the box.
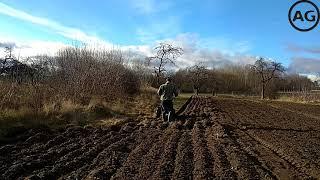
[277,92,320,104]
[0,88,160,142]
[0,46,145,142]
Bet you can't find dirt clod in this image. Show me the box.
[1,96,319,179]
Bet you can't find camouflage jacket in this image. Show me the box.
[157,82,178,101]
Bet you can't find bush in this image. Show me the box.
[0,46,141,110]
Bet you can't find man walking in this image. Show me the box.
[157,77,179,121]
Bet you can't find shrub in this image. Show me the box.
[0,46,141,110]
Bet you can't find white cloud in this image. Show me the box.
[125,33,255,69]
[0,36,154,60]
[306,74,320,82]
[286,43,320,54]
[156,33,255,68]
[0,33,255,71]
[289,57,320,74]
[0,2,111,45]
[18,41,69,57]
[122,45,153,57]
[0,38,69,58]
[0,42,16,48]
[200,37,252,55]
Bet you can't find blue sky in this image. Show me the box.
[0,0,319,75]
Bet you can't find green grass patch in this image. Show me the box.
[174,93,193,110]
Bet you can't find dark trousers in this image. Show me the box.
[162,100,173,114]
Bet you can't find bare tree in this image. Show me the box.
[1,46,14,75]
[4,46,14,59]
[146,43,183,85]
[188,64,209,95]
[250,58,285,99]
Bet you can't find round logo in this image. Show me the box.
[288,0,320,32]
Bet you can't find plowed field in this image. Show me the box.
[1,96,319,179]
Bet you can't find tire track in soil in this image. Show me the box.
[236,129,309,179]
[216,125,263,179]
[205,125,237,179]
[255,99,320,121]
[214,98,320,179]
[221,100,320,179]
[208,109,278,179]
[203,98,273,179]
[246,131,320,178]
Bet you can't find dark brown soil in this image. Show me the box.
[1,96,319,179]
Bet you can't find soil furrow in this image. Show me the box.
[111,128,162,180]
[205,125,237,179]
[220,124,263,179]
[135,127,174,179]
[192,121,214,180]
[1,96,320,179]
[151,129,181,180]
[172,131,194,180]
[246,131,320,178]
[29,132,124,179]
[83,135,137,179]
[237,129,307,179]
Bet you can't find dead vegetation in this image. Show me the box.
[0,46,153,143]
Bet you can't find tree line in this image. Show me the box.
[142,43,318,99]
[0,42,318,112]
